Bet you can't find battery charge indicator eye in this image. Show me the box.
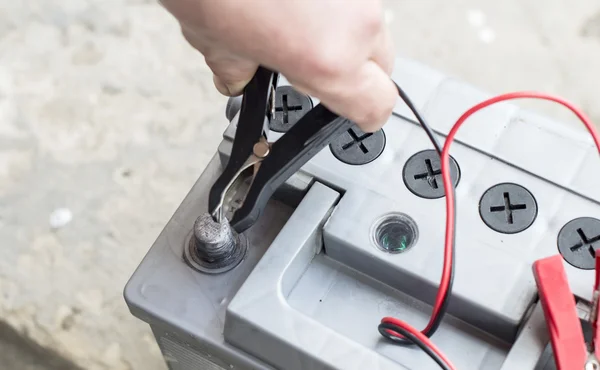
[373,213,418,254]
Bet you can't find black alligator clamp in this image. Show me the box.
[185,66,354,273]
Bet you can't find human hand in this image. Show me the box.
[160,0,397,132]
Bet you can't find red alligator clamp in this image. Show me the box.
[533,250,600,369]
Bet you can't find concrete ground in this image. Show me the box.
[0,320,82,370]
[0,0,599,369]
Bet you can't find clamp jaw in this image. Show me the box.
[208,66,354,233]
[533,251,600,369]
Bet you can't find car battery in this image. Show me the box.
[124,57,600,370]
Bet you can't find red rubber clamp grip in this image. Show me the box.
[533,254,587,370]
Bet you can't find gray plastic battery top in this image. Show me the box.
[125,57,600,370]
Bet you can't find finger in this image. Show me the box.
[205,51,258,96]
[310,61,397,132]
[370,27,395,76]
[211,63,256,96]
[181,26,258,96]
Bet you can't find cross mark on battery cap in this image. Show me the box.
[570,228,600,257]
[275,94,303,125]
[479,183,537,234]
[489,192,527,224]
[402,149,460,199]
[413,159,442,189]
[329,124,386,165]
[558,217,600,270]
[342,128,373,154]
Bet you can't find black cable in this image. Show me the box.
[393,82,443,155]
[384,82,456,342]
[378,323,451,370]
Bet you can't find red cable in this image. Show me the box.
[382,91,600,368]
[384,323,457,370]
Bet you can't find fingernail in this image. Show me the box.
[213,75,232,95]
[358,122,384,133]
[213,75,247,96]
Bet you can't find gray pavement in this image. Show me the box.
[0,321,81,370]
[1,0,599,369]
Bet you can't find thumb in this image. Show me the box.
[205,53,258,96]
[181,25,257,96]
[212,73,253,97]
